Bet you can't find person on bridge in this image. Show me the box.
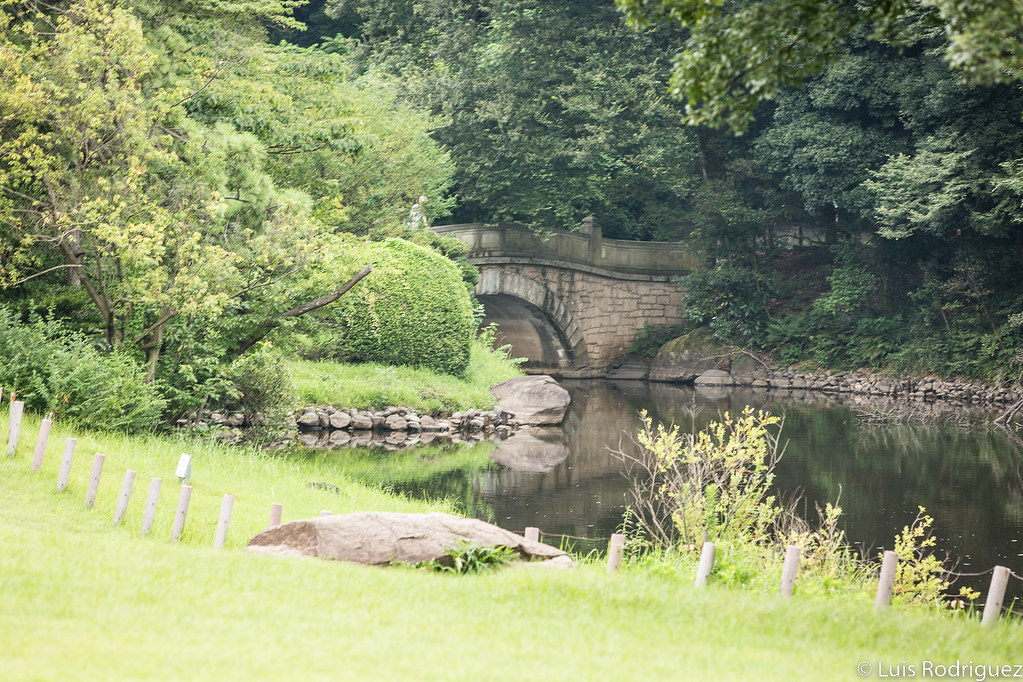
[408,195,430,229]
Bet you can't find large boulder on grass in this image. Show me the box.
[490,375,571,425]
[246,512,573,567]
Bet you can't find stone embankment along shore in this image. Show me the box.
[292,404,517,434]
[207,405,519,450]
[684,367,1021,406]
[208,405,519,435]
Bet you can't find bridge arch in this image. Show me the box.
[436,222,695,372]
[475,269,587,370]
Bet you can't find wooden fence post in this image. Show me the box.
[112,469,137,525]
[170,484,192,541]
[31,417,52,472]
[141,478,161,536]
[268,502,283,528]
[56,437,76,492]
[6,400,24,457]
[606,533,625,573]
[213,494,234,550]
[695,542,717,587]
[981,566,1011,627]
[85,453,105,508]
[780,545,802,597]
[875,550,899,613]
[524,526,540,543]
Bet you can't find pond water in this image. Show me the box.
[312,379,1023,598]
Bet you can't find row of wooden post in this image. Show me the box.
[522,527,1016,627]
[4,396,247,548]
[869,551,1012,626]
[7,394,1018,624]
[5,394,317,548]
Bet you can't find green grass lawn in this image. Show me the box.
[2,413,1020,681]
[289,337,522,414]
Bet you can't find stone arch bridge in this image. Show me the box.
[433,220,700,375]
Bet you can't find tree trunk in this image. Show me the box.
[57,238,115,344]
[144,310,170,384]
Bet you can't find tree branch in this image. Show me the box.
[132,308,178,346]
[167,61,228,110]
[7,263,81,286]
[281,265,373,319]
[233,265,373,355]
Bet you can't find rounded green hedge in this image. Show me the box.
[328,238,475,375]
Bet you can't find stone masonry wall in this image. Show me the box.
[476,264,682,368]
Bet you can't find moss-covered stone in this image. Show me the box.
[649,328,730,382]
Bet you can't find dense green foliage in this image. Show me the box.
[314,0,1023,381]
[0,308,165,432]
[320,239,475,376]
[318,0,739,239]
[606,4,1023,381]
[217,343,298,443]
[749,35,1023,378]
[0,0,469,426]
[5,0,1023,422]
[679,266,773,346]
[616,0,1023,133]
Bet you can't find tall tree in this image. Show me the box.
[0,0,455,409]
[330,0,721,239]
[615,0,1023,132]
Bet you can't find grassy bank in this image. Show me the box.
[2,411,1020,681]
[288,337,522,414]
[1,413,449,549]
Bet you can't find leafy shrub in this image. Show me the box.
[0,308,165,432]
[679,266,772,346]
[423,541,517,574]
[153,317,238,423]
[781,501,856,580]
[811,241,879,317]
[617,407,784,547]
[883,505,981,611]
[220,343,297,443]
[889,506,953,607]
[325,238,476,375]
[766,310,820,366]
[768,310,909,371]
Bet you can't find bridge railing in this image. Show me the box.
[432,221,701,279]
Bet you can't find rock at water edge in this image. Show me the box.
[490,375,571,425]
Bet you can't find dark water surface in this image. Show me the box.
[325,379,1023,597]
[482,380,1023,568]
